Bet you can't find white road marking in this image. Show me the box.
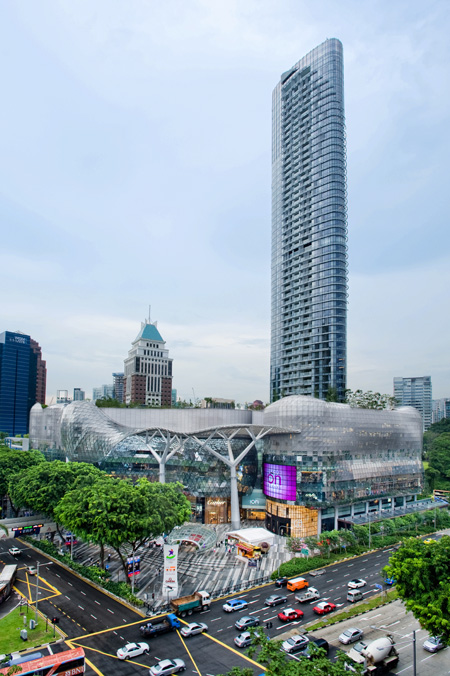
[95,600,100,605]
[65,596,71,600]
[217,629,223,632]
[396,665,412,673]
[80,591,86,596]
[326,579,334,582]
[248,600,259,605]
[107,608,114,614]
[78,605,84,610]
[68,582,73,586]
[348,563,353,566]
[91,615,97,619]
[343,573,350,577]
[211,617,221,622]
[386,620,400,627]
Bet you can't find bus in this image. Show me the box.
[0,648,85,675]
[0,564,17,605]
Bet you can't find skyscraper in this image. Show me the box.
[394,376,432,431]
[0,331,46,435]
[271,38,348,402]
[124,316,173,407]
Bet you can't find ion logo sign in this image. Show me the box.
[263,463,297,500]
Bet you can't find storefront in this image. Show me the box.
[204,497,230,524]
[241,489,266,521]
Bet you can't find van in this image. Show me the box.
[347,589,363,603]
[287,576,309,592]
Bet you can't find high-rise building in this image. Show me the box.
[73,388,85,401]
[394,376,432,431]
[57,390,71,404]
[112,372,125,403]
[432,398,450,424]
[0,330,46,435]
[270,38,348,402]
[124,316,173,407]
[92,384,114,402]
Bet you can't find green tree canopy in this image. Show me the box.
[8,460,104,524]
[0,448,45,516]
[55,477,191,578]
[218,628,363,676]
[385,535,450,643]
[345,389,397,410]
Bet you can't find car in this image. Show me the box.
[149,659,186,675]
[384,577,396,586]
[281,634,310,654]
[234,632,253,648]
[275,577,288,587]
[339,627,364,645]
[313,602,336,615]
[347,579,366,589]
[8,547,21,557]
[309,569,325,577]
[423,539,436,545]
[26,566,37,575]
[423,636,446,653]
[235,616,260,630]
[180,622,208,637]
[277,607,304,622]
[297,637,329,659]
[223,599,248,613]
[265,594,288,607]
[116,642,149,660]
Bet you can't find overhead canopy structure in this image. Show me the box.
[226,527,275,547]
[166,524,217,553]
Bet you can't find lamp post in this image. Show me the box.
[370,625,416,676]
[35,561,40,622]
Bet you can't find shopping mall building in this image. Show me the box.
[29,396,429,537]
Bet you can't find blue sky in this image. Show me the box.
[1,0,449,404]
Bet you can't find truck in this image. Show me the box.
[345,636,399,675]
[170,590,211,618]
[139,613,181,638]
[295,586,320,603]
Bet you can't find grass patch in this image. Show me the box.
[0,604,55,654]
[304,589,398,632]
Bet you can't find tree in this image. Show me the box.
[325,386,340,402]
[0,448,45,516]
[345,389,397,410]
[8,460,104,537]
[217,628,363,676]
[95,397,124,408]
[385,535,450,643]
[55,477,191,578]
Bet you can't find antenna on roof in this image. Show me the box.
[148,305,151,324]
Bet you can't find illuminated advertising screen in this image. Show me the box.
[263,463,297,501]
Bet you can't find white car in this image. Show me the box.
[347,578,366,589]
[26,566,37,575]
[8,547,21,557]
[116,642,149,660]
[180,622,208,637]
[339,627,364,645]
[149,659,186,675]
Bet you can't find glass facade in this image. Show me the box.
[271,38,347,402]
[0,331,31,435]
[394,376,432,431]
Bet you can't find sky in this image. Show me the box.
[1,0,449,405]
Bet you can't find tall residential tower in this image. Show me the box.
[394,376,432,431]
[271,39,348,402]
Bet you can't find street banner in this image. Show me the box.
[162,544,179,598]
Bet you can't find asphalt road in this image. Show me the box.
[0,535,445,676]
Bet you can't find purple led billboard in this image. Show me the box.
[263,463,297,501]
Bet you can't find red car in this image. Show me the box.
[278,607,304,622]
[313,602,336,615]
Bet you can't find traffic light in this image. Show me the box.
[51,617,59,624]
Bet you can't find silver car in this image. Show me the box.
[423,636,445,653]
[234,632,252,648]
[180,622,208,638]
[282,634,309,654]
[149,659,186,675]
[339,628,364,645]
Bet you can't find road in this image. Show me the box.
[1,534,447,676]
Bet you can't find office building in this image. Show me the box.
[112,373,125,403]
[92,384,114,402]
[432,398,450,424]
[124,316,173,407]
[30,395,427,535]
[0,330,46,435]
[73,388,85,401]
[57,390,71,404]
[271,38,348,402]
[393,376,432,431]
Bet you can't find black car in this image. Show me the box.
[275,577,288,588]
[297,637,329,659]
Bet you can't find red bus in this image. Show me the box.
[0,647,85,675]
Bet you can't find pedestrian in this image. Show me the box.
[108,553,111,562]
[152,592,155,601]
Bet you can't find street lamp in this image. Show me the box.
[370,625,416,676]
